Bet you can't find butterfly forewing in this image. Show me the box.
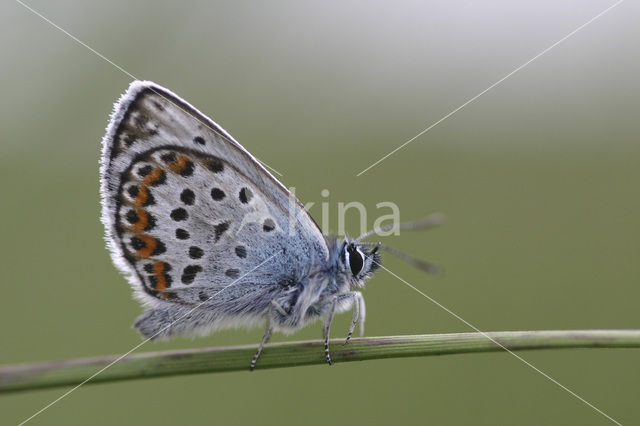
[100,81,328,305]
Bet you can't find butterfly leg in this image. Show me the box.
[250,323,271,371]
[358,291,366,338]
[342,291,365,345]
[322,298,338,365]
[250,301,282,371]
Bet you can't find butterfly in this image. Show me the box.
[100,81,440,369]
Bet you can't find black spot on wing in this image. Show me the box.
[180,189,195,205]
[137,165,152,177]
[130,237,145,250]
[179,160,194,177]
[205,158,224,173]
[170,208,188,221]
[144,213,157,231]
[214,222,229,241]
[211,188,225,201]
[176,228,190,239]
[225,269,239,278]
[263,218,276,232]
[148,275,159,288]
[235,246,247,258]
[181,265,202,284]
[161,152,176,163]
[127,185,139,198]
[189,246,204,259]
[239,187,252,204]
[126,209,139,224]
[152,239,166,256]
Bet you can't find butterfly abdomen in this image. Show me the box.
[134,306,219,339]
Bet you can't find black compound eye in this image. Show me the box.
[348,245,364,276]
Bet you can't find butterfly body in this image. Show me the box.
[100,81,380,367]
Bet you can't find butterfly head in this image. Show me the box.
[340,240,382,288]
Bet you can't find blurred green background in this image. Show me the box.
[1,1,639,424]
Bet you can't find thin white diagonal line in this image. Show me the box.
[15,0,135,79]
[378,263,622,425]
[14,0,284,177]
[18,253,279,426]
[356,0,626,176]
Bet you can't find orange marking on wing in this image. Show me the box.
[144,168,164,185]
[153,261,167,291]
[135,186,149,206]
[136,235,157,258]
[131,208,148,232]
[169,155,188,174]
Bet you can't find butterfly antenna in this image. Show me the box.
[356,213,445,242]
[360,242,441,275]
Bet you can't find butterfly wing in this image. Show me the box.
[100,81,328,312]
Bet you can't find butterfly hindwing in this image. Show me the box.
[100,81,328,307]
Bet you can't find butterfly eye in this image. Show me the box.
[347,245,364,277]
